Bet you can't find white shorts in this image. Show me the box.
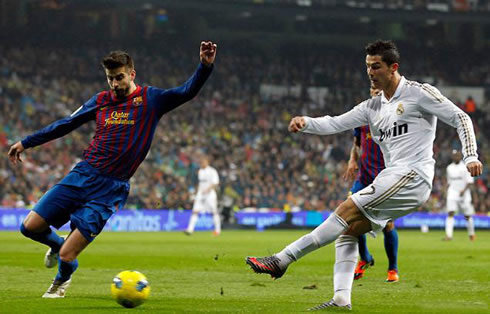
[192,192,218,214]
[446,198,474,216]
[351,167,431,233]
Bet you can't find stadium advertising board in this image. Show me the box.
[1,209,489,231]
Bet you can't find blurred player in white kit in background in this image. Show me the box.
[185,154,221,236]
[445,149,476,241]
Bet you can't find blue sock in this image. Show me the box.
[358,233,373,262]
[55,256,78,282]
[383,228,399,271]
[20,223,64,253]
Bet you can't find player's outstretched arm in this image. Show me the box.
[417,85,482,176]
[152,41,216,116]
[7,141,25,165]
[288,102,368,136]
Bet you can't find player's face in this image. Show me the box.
[452,152,462,163]
[200,158,209,168]
[105,66,136,99]
[365,55,398,92]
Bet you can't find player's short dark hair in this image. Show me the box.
[102,51,134,70]
[365,40,400,66]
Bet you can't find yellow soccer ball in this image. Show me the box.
[111,270,150,308]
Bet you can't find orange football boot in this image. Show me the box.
[385,270,399,282]
[354,259,374,280]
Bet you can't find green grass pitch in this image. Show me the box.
[0,230,488,313]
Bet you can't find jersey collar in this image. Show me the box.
[110,85,142,102]
[381,76,405,103]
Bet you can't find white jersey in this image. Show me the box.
[446,162,473,200]
[302,76,478,187]
[196,166,219,196]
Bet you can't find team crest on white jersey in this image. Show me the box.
[396,103,404,115]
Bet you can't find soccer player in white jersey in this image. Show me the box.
[185,155,221,235]
[445,150,476,241]
[246,40,483,311]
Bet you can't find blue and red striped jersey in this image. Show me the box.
[22,63,213,180]
[354,125,385,186]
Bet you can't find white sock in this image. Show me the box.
[187,213,199,233]
[275,214,348,267]
[213,213,221,234]
[466,216,475,237]
[445,216,454,238]
[332,235,358,306]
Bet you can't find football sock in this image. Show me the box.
[55,256,78,282]
[383,228,398,271]
[333,235,358,306]
[213,213,221,234]
[466,216,475,236]
[445,216,454,238]
[20,223,64,253]
[357,233,372,263]
[186,213,199,233]
[276,214,348,267]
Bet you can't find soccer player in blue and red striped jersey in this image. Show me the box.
[343,86,400,283]
[8,41,217,298]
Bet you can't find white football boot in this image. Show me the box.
[44,236,65,268]
[42,278,71,298]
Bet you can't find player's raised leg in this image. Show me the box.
[43,228,89,298]
[247,198,369,289]
[20,210,65,268]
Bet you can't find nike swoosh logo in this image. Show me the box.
[360,186,376,196]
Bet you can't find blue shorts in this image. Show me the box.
[33,161,130,242]
[350,179,368,195]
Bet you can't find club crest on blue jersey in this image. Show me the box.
[133,96,143,105]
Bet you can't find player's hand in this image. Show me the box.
[200,41,217,66]
[288,116,306,133]
[342,159,358,181]
[467,161,483,177]
[8,141,25,165]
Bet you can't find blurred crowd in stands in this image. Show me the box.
[258,0,490,12]
[0,45,488,215]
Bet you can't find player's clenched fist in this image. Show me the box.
[466,161,483,177]
[200,41,217,66]
[288,116,306,133]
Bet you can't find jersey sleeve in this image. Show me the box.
[147,63,213,117]
[21,95,97,149]
[417,84,478,165]
[302,101,369,135]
